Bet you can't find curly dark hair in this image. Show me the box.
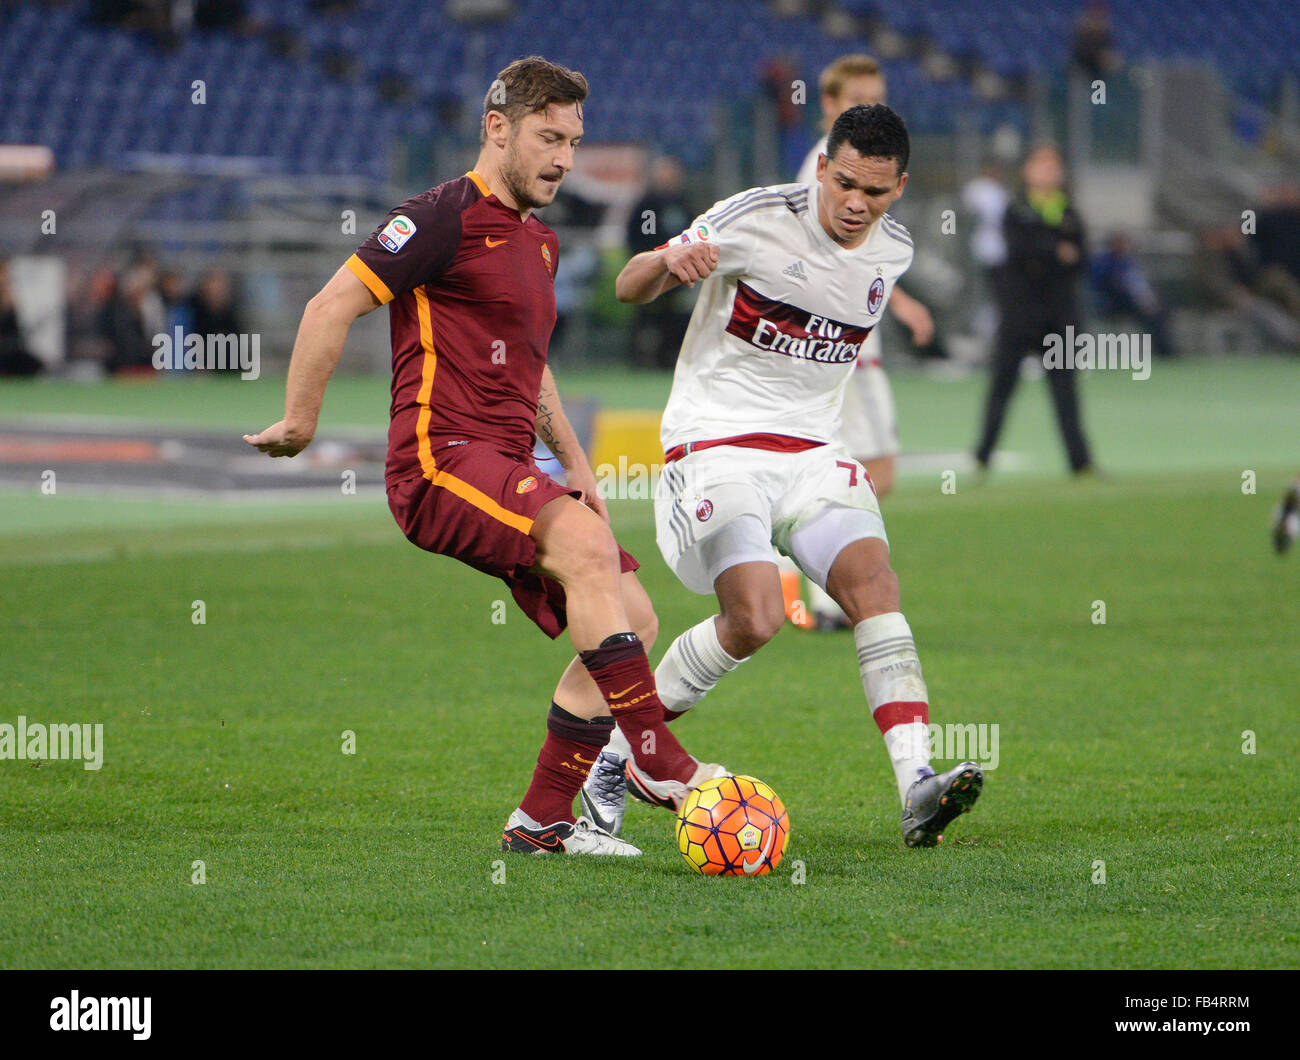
[825,103,910,175]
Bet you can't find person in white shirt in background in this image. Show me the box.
[961,160,1011,347]
[784,54,936,631]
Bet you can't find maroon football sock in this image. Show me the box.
[579,634,695,783]
[518,704,613,826]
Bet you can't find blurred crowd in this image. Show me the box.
[0,251,246,378]
[4,161,1300,381]
[1197,180,1300,350]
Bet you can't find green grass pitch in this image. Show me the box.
[0,359,1297,968]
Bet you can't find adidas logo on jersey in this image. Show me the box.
[782,260,809,282]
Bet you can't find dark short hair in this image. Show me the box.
[825,103,909,176]
[481,55,588,143]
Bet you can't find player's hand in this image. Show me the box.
[897,300,935,347]
[663,243,719,288]
[565,463,609,522]
[1057,241,1081,266]
[243,419,314,458]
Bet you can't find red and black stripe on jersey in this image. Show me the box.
[725,280,873,365]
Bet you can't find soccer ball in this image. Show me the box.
[675,774,789,876]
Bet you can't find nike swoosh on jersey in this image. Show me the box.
[485,236,507,247]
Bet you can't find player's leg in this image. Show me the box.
[653,504,784,721]
[582,559,776,832]
[562,570,653,832]
[804,453,893,631]
[805,362,897,630]
[529,495,717,803]
[528,569,657,838]
[820,535,982,846]
[780,447,980,846]
[584,460,783,826]
[806,531,931,801]
[647,454,783,723]
[777,552,813,630]
[551,569,658,719]
[386,460,643,855]
[713,561,787,657]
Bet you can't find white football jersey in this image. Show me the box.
[798,136,883,361]
[659,180,912,450]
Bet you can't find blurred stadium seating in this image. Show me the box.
[0,0,1297,372]
[3,0,1295,188]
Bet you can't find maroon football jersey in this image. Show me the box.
[346,171,559,489]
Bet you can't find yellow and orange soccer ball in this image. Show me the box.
[675,774,789,876]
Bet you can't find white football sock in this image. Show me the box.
[855,612,933,803]
[654,617,744,714]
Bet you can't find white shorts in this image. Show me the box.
[655,442,889,595]
[838,354,899,462]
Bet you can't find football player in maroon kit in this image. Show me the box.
[245,56,725,855]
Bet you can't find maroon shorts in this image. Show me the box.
[387,440,639,638]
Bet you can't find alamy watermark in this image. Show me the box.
[928,722,999,770]
[1043,326,1151,381]
[50,991,150,1040]
[152,326,261,380]
[594,456,663,500]
[0,716,103,770]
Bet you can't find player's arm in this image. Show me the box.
[243,266,381,457]
[536,365,608,521]
[887,287,934,346]
[615,242,719,304]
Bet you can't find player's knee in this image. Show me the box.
[566,525,621,581]
[619,574,658,649]
[724,598,785,656]
[636,608,659,651]
[842,563,900,620]
[535,500,621,583]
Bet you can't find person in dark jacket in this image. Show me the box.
[974,145,1094,475]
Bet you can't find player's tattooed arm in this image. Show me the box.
[536,366,607,520]
[615,242,719,303]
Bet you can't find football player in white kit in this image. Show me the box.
[786,54,936,631]
[581,104,982,848]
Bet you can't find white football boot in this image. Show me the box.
[623,758,729,813]
[579,725,633,835]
